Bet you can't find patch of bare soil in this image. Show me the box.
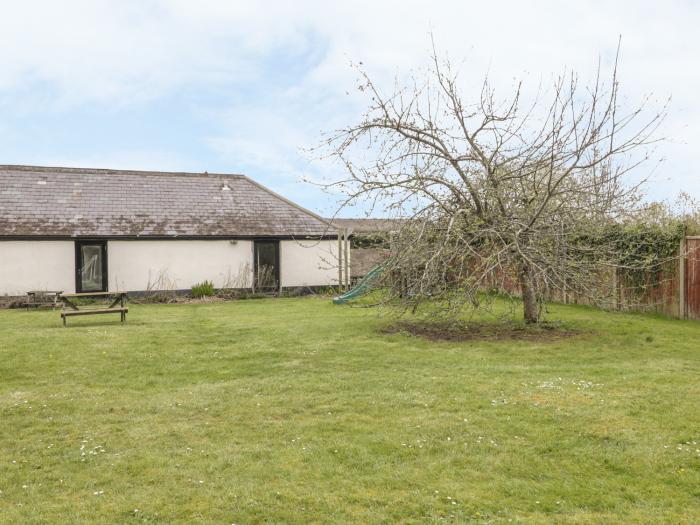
[383,320,582,342]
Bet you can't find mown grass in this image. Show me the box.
[0,297,699,524]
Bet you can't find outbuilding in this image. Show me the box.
[0,165,347,296]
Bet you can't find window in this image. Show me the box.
[254,240,279,291]
[75,241,108,292]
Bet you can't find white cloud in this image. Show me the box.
[0,0,697,207]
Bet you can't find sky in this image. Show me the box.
[0,0,697,218]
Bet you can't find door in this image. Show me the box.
[254,240,279,291]
[686,238,700,320]
[75,240,108,293]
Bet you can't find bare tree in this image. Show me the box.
[321,42,666,323]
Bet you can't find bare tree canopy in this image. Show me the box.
[322,41,668,323]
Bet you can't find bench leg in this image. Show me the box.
[62,315,66,327]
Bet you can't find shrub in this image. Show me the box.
[191,281,216,298]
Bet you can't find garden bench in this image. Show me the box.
[59,291,128,326]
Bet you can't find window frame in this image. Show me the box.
[74,240,108,293]
[253,239,280,292]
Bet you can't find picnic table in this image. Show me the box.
[59,291,129,326]
[25,290,63,310]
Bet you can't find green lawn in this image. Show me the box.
[1,298,699,524]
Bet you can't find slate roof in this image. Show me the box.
[327,218,403,234]
[0,165,337,238]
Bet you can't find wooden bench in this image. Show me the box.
[61,307,128,326]
[59,291,128,326]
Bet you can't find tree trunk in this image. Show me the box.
[517,261,540,324]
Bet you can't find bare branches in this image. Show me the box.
[320,42,666,323]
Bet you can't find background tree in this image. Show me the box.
[322,43,666,323]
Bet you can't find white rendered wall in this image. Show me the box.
[108,240,253,291]
[280,239,340,287]
[0,239,340,295]
[0,241,75,295]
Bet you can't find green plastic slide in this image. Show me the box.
[333,263,386,304]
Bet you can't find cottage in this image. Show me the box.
[0,165,346,296]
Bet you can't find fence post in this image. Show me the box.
[614,267,621,311]
[679,237,686,319]
[344,228,350,290]
[338,232,343,289]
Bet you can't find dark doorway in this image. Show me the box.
[254,240,280,291]
[75,240,108,293]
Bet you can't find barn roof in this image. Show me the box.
[327,218,403,234]
[0,165,337,238]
